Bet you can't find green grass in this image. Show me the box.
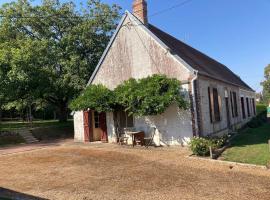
[0,133,25,147]
[0,120,73,131]
[0,120,74,144]
[256,104,267,114]
[32,124,74,141]
[222,123,270,166]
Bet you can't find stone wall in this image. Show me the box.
[198,75,256,136]
[91,15,192,89]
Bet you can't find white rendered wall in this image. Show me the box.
[74,111,84,142]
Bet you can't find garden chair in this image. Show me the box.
[144,127,156,148]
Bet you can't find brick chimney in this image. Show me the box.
[132,0,148,25]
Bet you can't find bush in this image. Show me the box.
[189,137,213,156]
[247,110,267,128]
[208,135,228,148]
[189,135,228,156]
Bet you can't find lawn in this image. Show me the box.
[222,123,270,166]
[0,120,73,132]
[0,133,25,147]
[0,120,74,145]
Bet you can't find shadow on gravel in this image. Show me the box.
[0,187,48,200]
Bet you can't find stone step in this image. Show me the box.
[17,130,39,144]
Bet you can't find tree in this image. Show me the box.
[0,0,121,121]
[262,64,270,104]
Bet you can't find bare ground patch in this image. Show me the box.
[0,144,270,200]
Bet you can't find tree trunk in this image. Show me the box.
[58,103,68,122]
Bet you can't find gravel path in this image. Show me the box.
[0,143,270,200]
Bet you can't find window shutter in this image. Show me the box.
[208,87,213,123]
[230,92,234,118]
[233,92,238,117]
[218,94,222,121]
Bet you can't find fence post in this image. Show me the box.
[209,146,213,159]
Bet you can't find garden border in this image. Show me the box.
[187,154,268,170]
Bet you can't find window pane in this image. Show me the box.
[230,92,234,118]
[233,92,238,117]
[208,87,213,123]
[246,98,250,117]
[94,111,100,128]
[213,88,220,122]
[241,97,246,119]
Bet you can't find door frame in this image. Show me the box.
[83,110,108,143]
[83,110,93,142]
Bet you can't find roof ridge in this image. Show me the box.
[147,24,253,91]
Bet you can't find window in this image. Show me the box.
[230,91,238,118]
[230,92,234,118]
[252,98,256,115]
[208,87,221,123]
[233,92,238,117]
[208,87,213,123]
[119,111,134,128]
[246,97,250,117]
[94,111,100,128]
[241,97,246,119]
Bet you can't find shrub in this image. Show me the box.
[209,135,228,148]
[189,137,213,156]
[247,110,267,128]
[189,135,228,156]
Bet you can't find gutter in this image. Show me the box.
[190,70,199,137]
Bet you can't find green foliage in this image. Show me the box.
[114,74,188,116]
[262,64,270,104]
[189,135,228,156]
[247,111,267,128]
[189,137,213,156]
[69,84,115,113]
[0,0,121,121]
[256,104,267,114]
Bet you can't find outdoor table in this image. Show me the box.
[126,131,145,147]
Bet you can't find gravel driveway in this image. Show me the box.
[0,142,270,200]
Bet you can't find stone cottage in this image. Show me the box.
[73,0,256,145]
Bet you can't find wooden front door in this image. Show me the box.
[100,112,108,142]
[83,110,93,142]
[92,111,102,141]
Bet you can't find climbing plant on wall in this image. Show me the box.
[69,84,115,113]
[70,74,189,115]
[114,74,188,116]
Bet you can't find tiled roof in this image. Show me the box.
[148,24,253,91]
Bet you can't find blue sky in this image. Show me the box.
[1,0,269,92]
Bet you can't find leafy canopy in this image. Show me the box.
[69,84,115,113]
[262,64,270,104]
[115,74,188,116]
[0,0,121,121]
[71,75,188,116]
